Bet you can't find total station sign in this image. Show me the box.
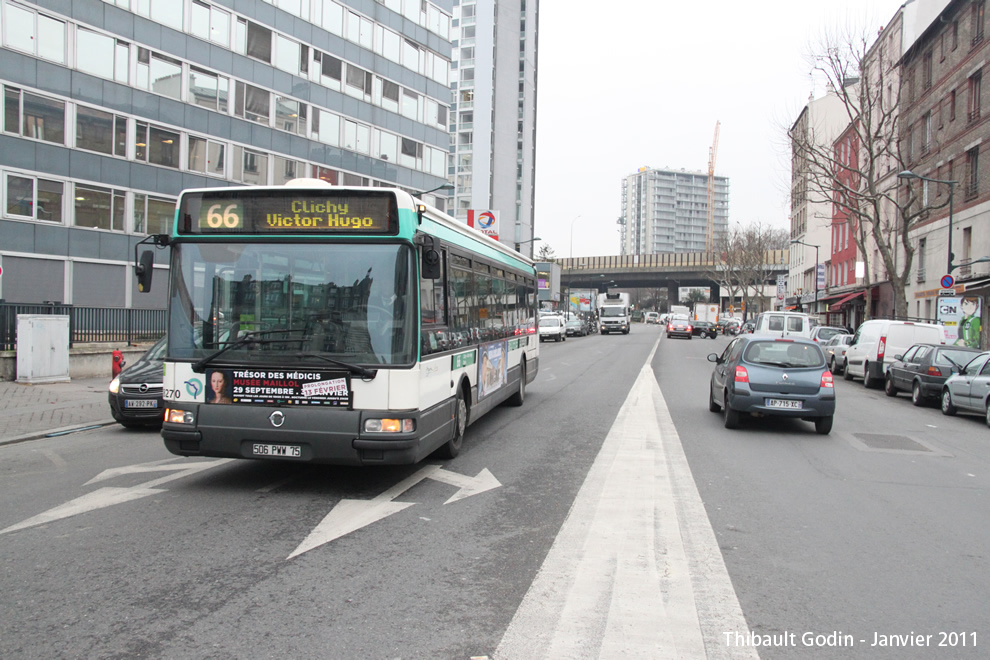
[466,209,499,240]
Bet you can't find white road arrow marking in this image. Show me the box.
[1,459,231,535]
[431,467,501,504]
[84,458,208,485]
[287,465,501,559]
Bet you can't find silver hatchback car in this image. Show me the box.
[708,336,836,434]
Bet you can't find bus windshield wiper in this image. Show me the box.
[192,329,294,372]
[292,352,378,380]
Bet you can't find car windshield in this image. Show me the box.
[936,348,980,367]
[166,242,416,366]
[744,341,825,368]
[601,307,626,317]
[816,328,843,341]
[540,318,561,327]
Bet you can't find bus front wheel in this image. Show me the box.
[437,386,468,459]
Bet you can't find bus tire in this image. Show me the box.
[506,358,526,406]
[437,384,468,459]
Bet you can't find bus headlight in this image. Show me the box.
[364,418,415,433]
[165,409,195,425]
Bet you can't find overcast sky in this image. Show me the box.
[532,0,907,259]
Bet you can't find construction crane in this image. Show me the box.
[706,121,720,253]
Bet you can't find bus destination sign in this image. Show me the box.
[178,190,396,235]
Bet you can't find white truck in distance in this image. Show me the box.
[693,303,720,324]
[598,292,631,335]
[669,304,690,318]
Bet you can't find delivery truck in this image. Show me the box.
[598,292,631,335]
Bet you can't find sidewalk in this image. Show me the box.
[0,377,117,446]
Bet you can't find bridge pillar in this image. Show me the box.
[668,283,679,308]
[710,282,720,307]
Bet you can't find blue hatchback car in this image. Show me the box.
[708,335,836,434]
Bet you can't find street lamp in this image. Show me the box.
[413,182,454,197]
[514,236,542,253]
[790,238,820,309]
[569,215,582,257]
[897,170,957,273]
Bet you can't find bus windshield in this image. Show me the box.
[167,242,416,366]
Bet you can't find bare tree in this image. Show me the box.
[536,243,556,262]
[737,223,791,318]
[789,22,948,319]
[704,225,746,313]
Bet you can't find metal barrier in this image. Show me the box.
[0,303,166,351]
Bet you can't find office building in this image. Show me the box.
[448,0,538,255]
[619,166,729,255]
[0,0,452,307]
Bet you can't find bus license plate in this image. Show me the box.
[766,399,801,409]
[253,444,301,458]
[125,399,158,408]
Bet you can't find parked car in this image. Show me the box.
[707,336,835,434]
[565,318,588,337]
[539,315,567,342]
[809,325,848,344]
[666,315,693,339]
[843,320,945,388]
[822,334,853,374]
[692,321,718,339]
[108,336,166,428]
[940,352,990,425]
[884,343,982,405]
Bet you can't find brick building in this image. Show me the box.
[899,0,990,342]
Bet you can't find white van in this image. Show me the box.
[843,320,945,388]
[752,311,813,339]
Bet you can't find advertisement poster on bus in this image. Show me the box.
[478,341,507,400]
[937,296,983,348]
[210,368,352,406]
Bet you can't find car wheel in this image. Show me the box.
[862,362,876,388]
[815,416,833,435]
[708,383,721,412]
[843,360,853,381]
[985,401,990,428]
[884,374,898,397]
[829,356,839,374]
[436,386,467,459]
[506,358,526,407]
[911,382,925,407]
[941,389,958,416]
[562,334,566,341]
[723,391,740,429]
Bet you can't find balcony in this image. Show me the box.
[969,107,982,124]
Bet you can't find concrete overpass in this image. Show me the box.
[554,250,790,305]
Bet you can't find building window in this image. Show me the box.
[967,146,980,198]
[75,28,130,84]
[950,89,957,120]
[135,0,183,30]
[312,108,340,146]
[274,34,302,76]
[136,49,183,101]
[4,174,63,223]
[3,3,66,64]
[273,156,305,186]
[923,51,933,90]
[274,96,306,135]
[135,123,180,168]
[973,1,985,46]
[235,82,270,124]
[245,21,272,62]
[190,1,230,46]
[76,106,127,157]
[188,67,230,113]
[381,79,400,113]
[401,89,419,120]
[320,0,345,36]
[922,111,931,154]
[187,136,226,176]
[233,146,269,185]
[968,71,982,122]
[74,185,125,232]
[4,87,65,145]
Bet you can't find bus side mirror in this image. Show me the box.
[422,248,441,279]
[136,250,155,292]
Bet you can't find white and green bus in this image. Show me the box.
[136,180,538,465]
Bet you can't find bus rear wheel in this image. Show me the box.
[437,386,468,459]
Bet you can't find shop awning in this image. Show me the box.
[829,290,864,309]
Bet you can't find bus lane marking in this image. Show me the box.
[287,465,501,559]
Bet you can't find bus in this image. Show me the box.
[135,179,538,465]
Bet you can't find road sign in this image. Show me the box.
[941,274,955,289]
[939,289,956,296]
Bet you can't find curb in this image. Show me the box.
[0,419,119,447]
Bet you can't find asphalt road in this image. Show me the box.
[1,326,987,659]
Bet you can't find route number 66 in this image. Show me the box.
[205,204,241,228]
